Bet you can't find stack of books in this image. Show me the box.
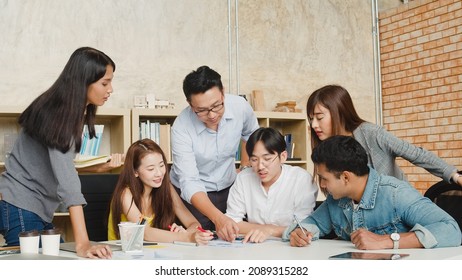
[138,120,171,162]
[79,125,104,156]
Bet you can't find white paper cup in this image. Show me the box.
[118,223,145,253]
[40,229,61,256]
[19,230,40,254]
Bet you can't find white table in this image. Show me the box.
[141,239,462,260]
[4,239,461,260]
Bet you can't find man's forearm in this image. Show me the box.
[190,192,224,223]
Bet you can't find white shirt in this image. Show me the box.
[226,164,318,226]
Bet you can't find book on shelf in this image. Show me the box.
[74,154,111,168]
[235,141,242,161]
[150,122,160,144]
[79,124,104,156]
[159,124,171,162]
[284,134,293,158]
[139,121,172,162]
[290,142,295,159]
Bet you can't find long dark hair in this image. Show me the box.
[306,85,365,150]
[19,47,116,153]
[110,139,175,239]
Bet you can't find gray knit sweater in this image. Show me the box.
[353,122,456,183]
[0,129,86,223]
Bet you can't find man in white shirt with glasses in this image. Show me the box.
[170,66,259,240]
[223,127,318,242]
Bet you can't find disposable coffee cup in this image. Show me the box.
[40,229,61,256]
[19,230,40,254]
[118,223,145,253]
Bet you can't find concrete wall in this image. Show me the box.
[379,0,407,11]
[0,0,376,121]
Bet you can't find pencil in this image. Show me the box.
[293,214,308,237]
[138,216,146,225]
[173,241,198,247]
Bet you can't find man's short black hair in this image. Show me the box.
[183,66,223,101]
[311,135,369,177]
[246,127,286,156]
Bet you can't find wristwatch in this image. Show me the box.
[390,233,400,249]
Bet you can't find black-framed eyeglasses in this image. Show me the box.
[194,102,224,117]
[249,155,279,167]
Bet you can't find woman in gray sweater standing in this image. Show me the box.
[306,84,461,187]
[0,47,114,258]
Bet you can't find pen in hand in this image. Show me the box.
[293,214,311,245]
[293,214,308,237]
[196,226,207,233]
[197,226,213,236]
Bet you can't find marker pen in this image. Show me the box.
[196,226,207,233]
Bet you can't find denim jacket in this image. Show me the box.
[283,168,461,248]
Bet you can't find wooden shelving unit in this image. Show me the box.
[0,107,131,170]
[255,111,310,171]
[131,109,311,171]
[131,108,181,164]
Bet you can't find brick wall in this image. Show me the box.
[379,0,462,194]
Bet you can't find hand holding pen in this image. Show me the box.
[195,226,215,245]
[290,214,312,247]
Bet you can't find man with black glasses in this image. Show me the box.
[170,66,259,241]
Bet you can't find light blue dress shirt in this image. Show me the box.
[170,94,259,203]
[283,168,462,248]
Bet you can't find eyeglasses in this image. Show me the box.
[194,102,224,117]
[249,155,279,167]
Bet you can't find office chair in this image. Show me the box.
[424,180,462,243]
[79,174,119,241]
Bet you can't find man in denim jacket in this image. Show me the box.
[284,136,461,249]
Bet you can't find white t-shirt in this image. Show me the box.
[226,164,318,226]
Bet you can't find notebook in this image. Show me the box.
[60,241,122,252]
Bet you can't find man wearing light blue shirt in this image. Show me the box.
[170,66,259,240]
